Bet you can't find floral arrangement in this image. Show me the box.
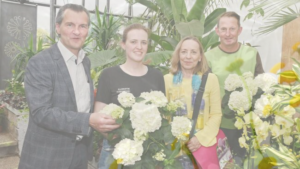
[223,58,300,168]
[100,91,192,169]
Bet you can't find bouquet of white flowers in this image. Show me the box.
[100,91,192,169]
[223,58,300,168]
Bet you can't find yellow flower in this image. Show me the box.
[289,94,300,108]
[270,62,285,74]
[292,42,300,55]
[279,70,298,84]
[262,104,272,117]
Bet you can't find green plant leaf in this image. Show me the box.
[204,8,226,34]
[144,51,173,66]
[175,20,204,38]
[171,0,187,23]
[187,0,208,21]
[88,50,117,69]
[202,31,219,51]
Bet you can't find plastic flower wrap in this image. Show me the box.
[112,139,143,166]
[118,91,135,108]
[140,91,168,107]
[130,102,162,133]
[171,116,191,141]
[100,103,124,119]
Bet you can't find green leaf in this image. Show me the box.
[136,0,158,11]
[240,0,250,9]
[87,50,117,69]
[186,0,208,21]
[202,31,219,51]
[175,20,204,38]
[144,51,173,66]
[204,8,226,34]
[243,150,263,168]
[171,0,187,23]
[244,12,254,21]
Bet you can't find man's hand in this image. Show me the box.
[89,113,120,133]
[187,136,201,152]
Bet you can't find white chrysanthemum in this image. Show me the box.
[130,103,162,133]
[100,103,124,119]
[243,112,262,127]
[243,71,254,80]
[134,129,148,142]
[152,150,166,161]
[118,91,135,108]
[228,91,251,111]
[254,73,277,93]
[275,115,294,128]
[239,136,249,149]
[224,74,243,91]
[166,100,185,112]
[254,95,272,118]
[171,116,192,141]
[112,139,143,166]
[140,91,168,107]
[234,117,244,130]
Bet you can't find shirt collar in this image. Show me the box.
[57,40,85,64]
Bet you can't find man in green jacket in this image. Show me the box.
[205,11,264,166]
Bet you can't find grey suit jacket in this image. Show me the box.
[19,44,94,169]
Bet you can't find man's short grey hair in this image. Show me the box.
[56,4,90,26]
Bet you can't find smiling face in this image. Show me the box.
[121,29,148,63]
[179,39,202,72]
[55,9,89,55]
[216,16,242,49]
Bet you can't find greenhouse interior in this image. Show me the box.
[0,0,300,169]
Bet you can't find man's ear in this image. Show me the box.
[215,27,220,36]
[55,23,61,35]
[238,27,243,35]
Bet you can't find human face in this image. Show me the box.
[216,17,242,48]
[56,9,89,56]
[179,39,201,73]
[121,29,148,63]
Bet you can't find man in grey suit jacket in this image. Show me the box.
[19,4,119,169]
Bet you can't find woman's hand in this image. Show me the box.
[187,136,201,152]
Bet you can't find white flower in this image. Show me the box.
[270,124,283,138]
[281,105,296,118]
[254,73,277,93]
[134,129,148,142]
[112,139,143,166]
[118,91,135,108]
[244,77,258,96]
[283,135,293,145]
[242,72,254,80]
[152,150,166,161]
[234,117,244,129]
[140,91,168,107]
[228,91,251,111]
[243,112,262,127]
[255,121,270,142]
[254,95,272,118]
[239,136,249,149]
[224,74,243,91]
[171,116,192,141]
[100,103,124,119]
[275,115,294,128]
[130,103,162,133]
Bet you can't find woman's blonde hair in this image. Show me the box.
[170,36,209,74]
